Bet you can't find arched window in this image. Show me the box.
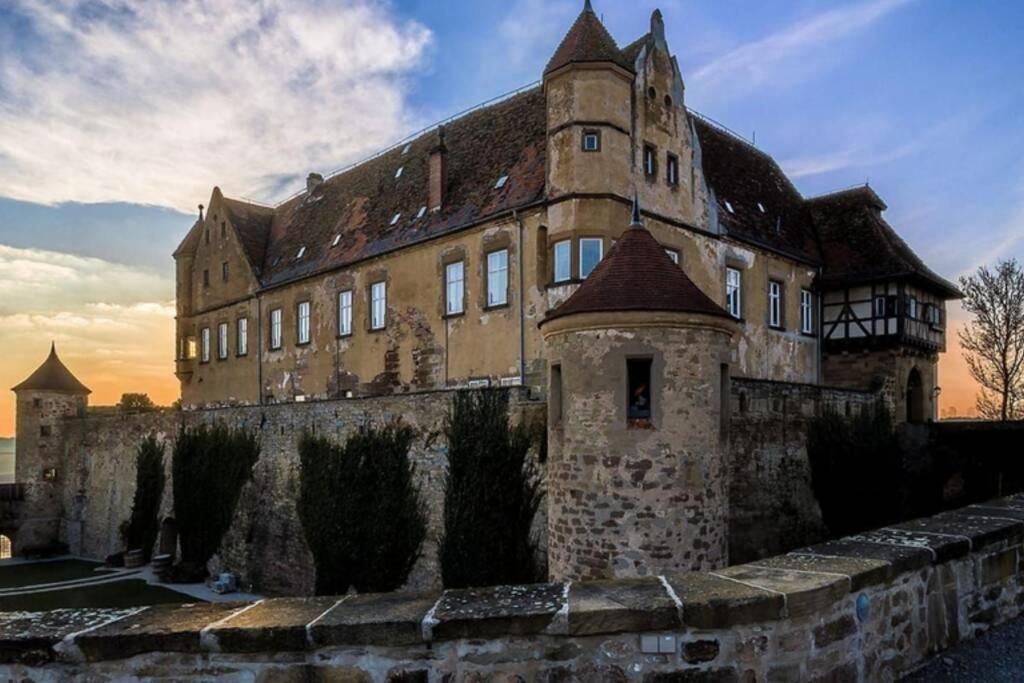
[0,534,11,560]
[906,367,925,423]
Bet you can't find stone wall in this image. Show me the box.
[6,495,1024,681]
[51,388,540,595]
[727,377,878,564]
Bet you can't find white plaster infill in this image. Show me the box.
[658,575,684,624]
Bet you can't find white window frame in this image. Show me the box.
[800,289,813,334]
[582,131,600,151]
[338,290,353,336]
[643,145,656,176]
[297,301,311,345]
[579,238,603,279]
[487,249,509,307]
[553,240,571,283]
[446,261,465,315]
[237,317,248,356]
[200,327,211,363]
[874,295,886,318]
[371,281,387,330]
[217,322,229,359]
[667,154,679,185]
[270,308,283,350]
[768,280,782,328]
[908,296,919,320]
[726,268,742,319]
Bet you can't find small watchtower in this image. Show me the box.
[540,198,737,581]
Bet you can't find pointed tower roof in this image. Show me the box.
[12,343,91,395]
[545,1,633,76]
[543,197,731,324]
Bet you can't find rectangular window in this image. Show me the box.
[643,144,656,177]
[446,261,465,315]
[217,322,228,359]
[726,268,742,319]
[582,130,601,151]
[338,290,353,336]
[297,301,311,344]
[874,295,886,318]
[371,281,387,329]
[800,289,814,334]
[550,363,563,425]
[487,249,509,306]
[667,153,679,186]
[908,296,919,320]
[627,358,653,425]
[237,318,248,356]
[768,280,783,328]
[222,261,229,282]
[665,249,680,265]
[579,238,603,279]
[269,308,283,350]
[203,269,210,287]
[186,336,197,360]
[553,240,571,283]
[201,327,211,362]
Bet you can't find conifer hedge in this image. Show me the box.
[121,434,166,560]
[172,423,260,572]
[298,423,426,595]
[440,389,544,588]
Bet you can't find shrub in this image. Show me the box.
[172,423,260,573]
[440,389,544,588]
[298,423,426,595]
[121,434,166,560]
[807,401,903,537]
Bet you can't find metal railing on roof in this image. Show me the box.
[806,183,873,201]
[686,108,755,146]
[269,80,543,208]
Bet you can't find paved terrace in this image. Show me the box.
[2,494,1024,680]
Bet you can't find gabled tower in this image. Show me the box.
[540,198,736,581]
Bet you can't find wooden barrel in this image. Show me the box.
[124,549,144,569]
[151,553,172,580]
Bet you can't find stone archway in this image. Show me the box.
[906,367,925,423]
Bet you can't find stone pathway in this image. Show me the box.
[902,615,1024,682]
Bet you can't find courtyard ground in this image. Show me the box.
[902,615,1024,682]
[0,558,112,589]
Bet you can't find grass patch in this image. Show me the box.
[0,560,113,590]
[0,579,195,611]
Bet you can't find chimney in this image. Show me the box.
[307,172,324,194]
[429,126,448,212]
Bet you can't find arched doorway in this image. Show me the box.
[906,367,925,423]
[0,534,11,560]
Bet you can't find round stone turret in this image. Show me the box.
[540,199,736,581]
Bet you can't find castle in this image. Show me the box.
[10,4,961,584]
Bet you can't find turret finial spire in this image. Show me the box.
[584,0,593,12]
[631,192,643,227]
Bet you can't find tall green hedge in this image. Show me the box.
[440,390,544,588]
[172,423,260,571]
[121,434,166,560]
[298,423,426,595]
[807,401,903,537]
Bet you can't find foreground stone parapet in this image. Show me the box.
[3,495,1024,681]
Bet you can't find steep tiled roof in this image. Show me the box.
[807,187,962,298]
[621,33,651,65]
[544,208,731,323]
[222,196,274,276]
[545,4,633,76]
[172,220,202,257]
[692,116,822,264]
[256,88,547,288]
[12,343,91,395]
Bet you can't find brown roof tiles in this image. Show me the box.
[12,343,91,395]
[544,3,633,76]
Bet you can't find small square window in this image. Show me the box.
[40,425,52,437]
[582,131,601,152]
[495,175,509,189]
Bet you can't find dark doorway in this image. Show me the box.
[906,367,925,423]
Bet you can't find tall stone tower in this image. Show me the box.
[541,200,736,581]
[11,343,90,551]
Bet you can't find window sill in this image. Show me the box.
[627,418,655,430]
[443,311,465,320]
[296,341,311,347]
[336,332,354,340]
[484,302,510,311]
[547,279,580,289]
[368,326,387,334]
[236,353,249,358]
[768,325,786,332]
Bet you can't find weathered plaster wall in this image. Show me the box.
[52,388,540,596]
[7,495,1024,682]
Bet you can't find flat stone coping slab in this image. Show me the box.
[751,554,891,592]
[665,572,784,628]
[431,583,565,640]
[206,596,340,653]
[0,608,132,664]
[714,565,848,618]
[797,537,934,574]
[310,591,439,647]
[567,577,679,636]
[889,510,1024,552]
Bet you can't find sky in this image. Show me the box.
[1,0,1022,435]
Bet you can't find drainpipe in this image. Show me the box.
[257,295,264,406]
[514,209,526,388]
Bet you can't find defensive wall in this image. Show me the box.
[4,494,1024,681]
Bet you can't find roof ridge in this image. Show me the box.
[804,184,874,202]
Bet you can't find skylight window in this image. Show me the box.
[416,206,427,220]
[401,143,412,155]
[495,175,509,189]
[757,202,766,213]
[272,256,282,267]
[296,246,306,259]
[390,213,401,226]
[724,200,735,214]
[331,234,341,247]
[395,166,404,179]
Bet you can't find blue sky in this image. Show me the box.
[1,0,1022,431]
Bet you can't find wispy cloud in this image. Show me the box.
[691,0,914,103]
[0,0,432,211]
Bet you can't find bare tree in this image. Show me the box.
[958,259,1024,421]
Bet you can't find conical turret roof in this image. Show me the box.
[12,343,91,395]
[543,198,731,324]
[545,1,633,76]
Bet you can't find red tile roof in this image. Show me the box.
[543,211,731,324]
[544,3,633,76]
[12,343,91,395]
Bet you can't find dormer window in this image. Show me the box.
[296,246,306,260]
[757,202,766,213]
[331,234,341,247]
[725,200,735,214]
[416,206,427,220]
[395,166,404,179]
[495,175,509,189]
[390,213,401,226]
[401,143,412,155]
